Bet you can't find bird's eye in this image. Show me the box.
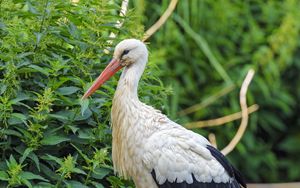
[121,50,130,57]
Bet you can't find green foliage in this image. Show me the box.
[2,0,300,186]
[140,0,300,183]
[0,0,168,187]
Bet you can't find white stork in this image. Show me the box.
[82,39,247,188]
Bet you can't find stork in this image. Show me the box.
[82,39,247,188]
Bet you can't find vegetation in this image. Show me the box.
[0,0,169,187]
[0,0,299,187]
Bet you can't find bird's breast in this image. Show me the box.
[111,98,150,178]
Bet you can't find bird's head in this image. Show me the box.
[82,39,147,99]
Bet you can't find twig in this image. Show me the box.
[109,0,129,40]
[142,0,178,42]
[179,84,235,116]
[208,133,217,148]
[104,0,129,53]
[71,0,79,3]
[221,69,255,156]
[185,104,259,129]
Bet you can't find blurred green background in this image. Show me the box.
[0,0,299,187]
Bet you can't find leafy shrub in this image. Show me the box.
[0,0,169,187]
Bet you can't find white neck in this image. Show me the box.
[115,56,147,100]
[111,55,148,178]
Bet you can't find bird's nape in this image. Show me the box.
[82,58,123,99]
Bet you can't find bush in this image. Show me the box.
[0,0,168,187]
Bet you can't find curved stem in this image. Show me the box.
[221,69,255,156]
[142,0,178,41]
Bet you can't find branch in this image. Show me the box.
[221,69,255,156]
[109,0,129,39]
[208,133,217,148]
[104,0,129,53]
[142,0,178,42]
[185,104,259,129]
[179,85,235,116]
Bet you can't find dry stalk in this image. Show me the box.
[103,0,129,53]
[142,0,178,42]
[208,133,217,148]
[185,104,259,129]
[221,69,255,155]
[179,85,235,116]
[109,0,129,40]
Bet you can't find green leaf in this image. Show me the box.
[2,129,22,137]
[73,167,86,175]
[33,182,55,188]
[80,98,89,116]
[90,181,105,188]
[28,152,40,172]
[67,125,79,134]
[40,135,70,145]
[10,93,30,104]
[21,178,33,188]
[0,171,9,181]
[8,155,17,166]
[92,168,111,180]
[57,86,80,95]
[40,163,60,181]
[20,148,33,164]
[8,113,27,125]
[28,65,50,76]
[42,154,62,165]
[65,180,90,188]
[20,171,48,182]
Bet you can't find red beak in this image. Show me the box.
[82,59,123,99]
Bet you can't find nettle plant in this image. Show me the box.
[0,0,168,187]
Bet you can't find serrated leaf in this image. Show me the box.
[21,178,33,188]
[33,182,55,188]
[40,135,70,145]
[80,98,89,116]
[20,148,33,164]
[42,154,62,165]
[28,152,40,172]
[57,86,80,95]
[2,129,22,137]
[73,168,86,175]
[0,171,9,181]
[28,65,50,76]
[20,171,48,182]
[92,168,111,179]
[65,180,90,188]
[91,181,105,188]
[68,125,79,134]
[8,113,27,125]
[40,163,60,181]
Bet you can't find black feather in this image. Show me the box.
[206,145,247,188]
[151,170,241,188]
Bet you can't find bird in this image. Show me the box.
[82,39,247,188]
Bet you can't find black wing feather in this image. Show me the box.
[151,170,241,188]
[206,145,247,188]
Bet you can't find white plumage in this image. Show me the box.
[82,39,246,188]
